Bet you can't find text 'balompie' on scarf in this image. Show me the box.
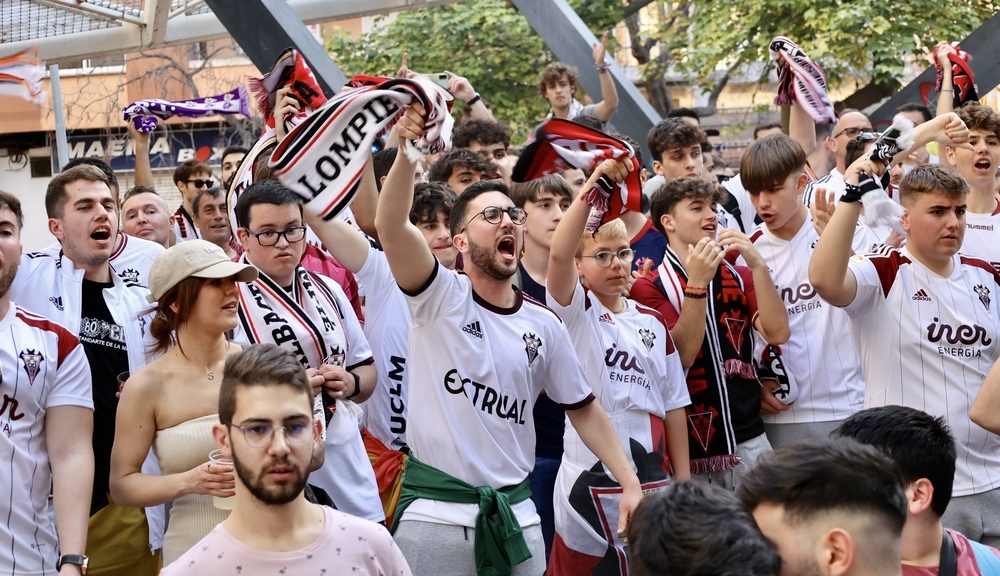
[512,118,642,234]
[769,36,837,124]
[269,75,454,222]
[0,47,45,105]
[122,86,251,133]
[934,42,979,109]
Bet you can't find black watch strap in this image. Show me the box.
[348,372,362,399]
[57,554,88,573]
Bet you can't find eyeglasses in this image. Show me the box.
[832,126,872,140]
[845,132,880,163]
[244,225,307,246]
[580,248,635,268]
[226,420,315,448]
[186,179,215,188]
[464,206,528,229]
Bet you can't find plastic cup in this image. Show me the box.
[208,449,235,510]
[117,371,129,397]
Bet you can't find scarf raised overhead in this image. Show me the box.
[122,86,251,132]
[513,118,642,233]
[934,42,979,109]
[769,37,837,124]
[269,76,453,221]
[0,47,45,104]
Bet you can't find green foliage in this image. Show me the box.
[671,0,997,92]
[325,0,619,143]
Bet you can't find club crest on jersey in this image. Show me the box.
[19,349,43,385]
[523,333,542,365]
[975,284,991,310]
[639,328,656,351]
[119,268,140,285]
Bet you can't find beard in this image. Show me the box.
[0,256,17,301]
[468,235,517,281]
[231,447,307,506]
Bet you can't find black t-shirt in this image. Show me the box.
[518,263,565,461]
[78,279,129,515]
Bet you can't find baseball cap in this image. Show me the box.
[147,239,258,303]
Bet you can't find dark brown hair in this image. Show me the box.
[45,164,113,219]
[740,134,806,194]
[508,175,573,208]
[537,62,579,98]
[649,177,720,236]
[147,276,212,357]
[219,344,312,425]
[647,118,705,164]
[899,164,969,207]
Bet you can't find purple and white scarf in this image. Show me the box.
[122,85,251,132]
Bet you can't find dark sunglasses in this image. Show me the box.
[186,179,215,188]
[845,132,879,164]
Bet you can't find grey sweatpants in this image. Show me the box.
[943,488,1000,548]
[395,519,546,576]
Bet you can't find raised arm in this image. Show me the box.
[346,156,379,240]
[548,159,632,306]
[446,71,494,121]
[788,99,817,156]
[808,158,880,307]
[592,32,619,123]
[934,42,956,117]
[110,373,234,507]
[373,104,436,292]
[972,358,1000,434]
[303,210,372,274]
[127,122,154,189]
[47,405,93,570]
[669,237,726,367]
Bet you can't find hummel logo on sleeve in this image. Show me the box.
[462,321,483,339]
[912,289,932,302]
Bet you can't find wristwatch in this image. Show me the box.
[56,554,88,574]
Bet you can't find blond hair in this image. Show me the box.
[577,218,629,257]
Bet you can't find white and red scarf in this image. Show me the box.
[769,37,837,124]
[268,75,453,221]
[934,42,979,109]
[0,47,44,104]
[512,118,641,233]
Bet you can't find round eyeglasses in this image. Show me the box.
[226,420,315,448]
[580,248,635,268]
[464,206,528,230]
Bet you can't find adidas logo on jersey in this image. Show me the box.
[598,313,614,324]
[48,296,64,311]
[912,289,932,302]
[462,321,483,339]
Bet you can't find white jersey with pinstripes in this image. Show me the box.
[401,261,594,528]
[0,304,93,576]
[750,217,865,423]
[845,246,1000,496]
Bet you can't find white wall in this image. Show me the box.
[0,148,184,252]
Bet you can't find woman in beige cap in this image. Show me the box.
[108,239,258,566]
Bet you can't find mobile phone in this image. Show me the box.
[421,72,451,90]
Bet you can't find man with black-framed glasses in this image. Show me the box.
[229,179,385,528]
[803,110,873,208]
[161,344,412,576]
[377,107,642,575]
[170,159,215,243]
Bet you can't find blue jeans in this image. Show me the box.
[529,456,561,565]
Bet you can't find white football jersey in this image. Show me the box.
[355,245,411,449]
[750,217,865,423]
[402,262,594,528]
[0,304,93,575]
[845,246,1000,496]
[110,233,165,288]
[547,283,689,420]
[961,204,1000,273]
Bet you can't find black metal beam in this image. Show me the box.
[203,0,348,97]
[870,12,1000,126]
[510,0,661,164]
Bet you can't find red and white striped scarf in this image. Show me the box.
[269,76,453,221]
[0,47,44,105]
[934,42,979,109]
[513,118,641,233]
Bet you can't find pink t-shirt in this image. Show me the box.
[901,529,1000,575]
[159,506,412,575]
